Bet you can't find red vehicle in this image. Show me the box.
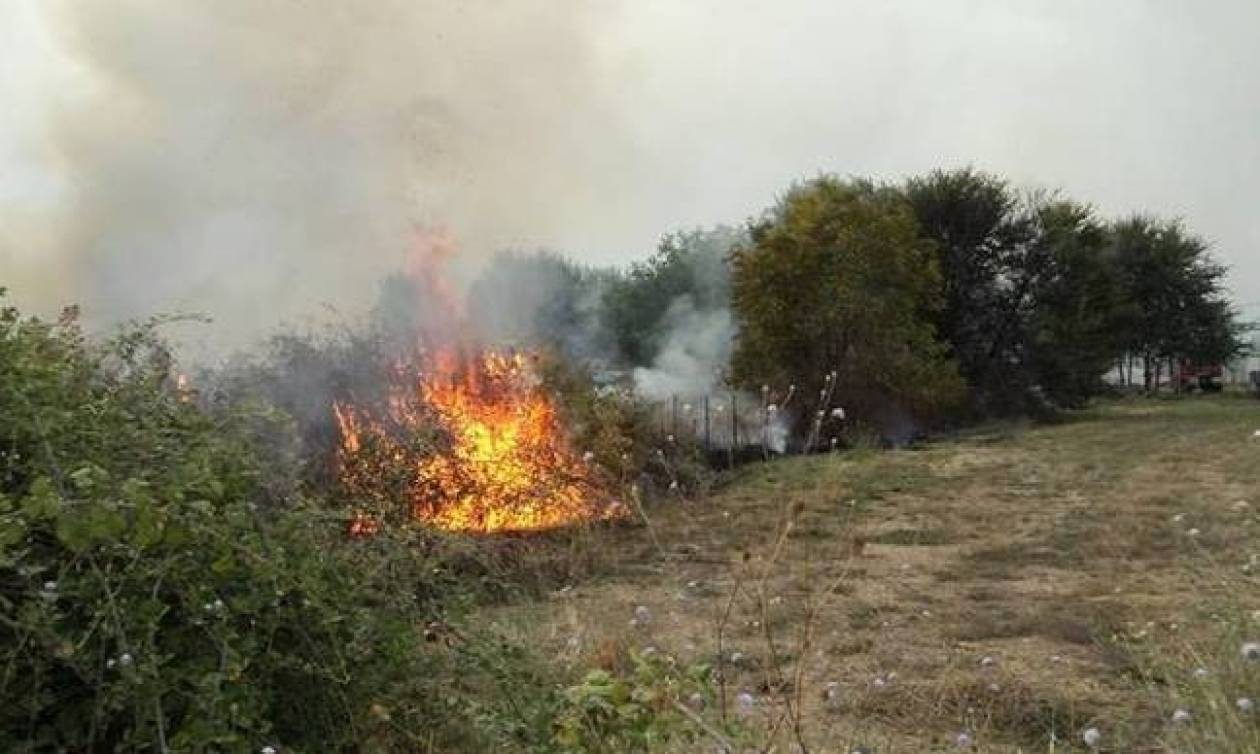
[1174,361,1223,392]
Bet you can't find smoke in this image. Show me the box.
[5,0,641,353]
[632,297,732,400]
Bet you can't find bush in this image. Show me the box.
[0,295,532,753]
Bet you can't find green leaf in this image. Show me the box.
[54,504,126,553]
[21,477,60,520]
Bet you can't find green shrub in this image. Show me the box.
[0,295,509,753]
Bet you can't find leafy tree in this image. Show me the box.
[1109,216,1245,389]
[903,168,1036,415]
[1022,199,1132,406]
[730,176,962,431]
[600,227,742,366]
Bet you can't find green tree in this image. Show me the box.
[600,227,742,366]
[1022,199,1132,406]
[1110,216,1245,389]
[903,168,1036,415]
[730,176,962,431]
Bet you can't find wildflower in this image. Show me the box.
[1186,527,1201,537]
[979,655,996,668]
[666,434,675,443]
[1171,708,1192,724]
[106,658,116,669]
[823,681,841,708]
[767,404,778,414]
[261,747,277,754]
[729,650,745,664]
[42,580,57,592]
[634,605,652,625]
[735,691,756,714]
[955,732,973,748]
[118,653,133,667]
[1081,727,1101,748]
[831,407,846,420]
[1192,667,1209,680]
[1237,697,1254,714]
[668,480,679,491]
[1172,513,1185,523]
[1242,641,1260,662]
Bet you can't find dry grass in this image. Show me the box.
[476,395,1260,752]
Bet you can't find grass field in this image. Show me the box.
[480,395,1260,752]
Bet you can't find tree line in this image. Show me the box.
[477,167,1247,432]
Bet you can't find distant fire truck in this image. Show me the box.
[1174,361,1223,393]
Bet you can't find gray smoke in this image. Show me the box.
[632,297,732,401]
[4,0,642,354]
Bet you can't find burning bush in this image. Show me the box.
[333,345,621,534]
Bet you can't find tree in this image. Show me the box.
[600,227,742,366]
[730,176,962,432]
[1022,199,1132,406]
[903,168,1036,415]
[1109,216,1245,389]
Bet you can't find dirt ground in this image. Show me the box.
[479,396,1260,752]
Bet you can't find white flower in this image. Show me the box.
[1192,667,1209,680]
[106,658,117,669]
[118,653,133,667]
[735,691,756,713]
[582,451,595,463]
[831,407,846,420]
[1237,697,1255,714]
[666,434,675,443]
[633,605,652,625]
[823,681,841,708]
[987,682,1001,693]
[668,480,679,491]
[955,732,973,748]
[767,404,778,414]
[1171,708,1192,724]
[1186,528,1201,537]
[1082,727,1102,748]
[1171,513,1185,523]
[261,747,277,754]
[1242,641,1260,662]
[42,580,57,592]
[979,655,996,668]
[729,651,745,664]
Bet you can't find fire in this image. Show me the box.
[334,345,613,534]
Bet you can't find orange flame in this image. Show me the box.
[334,346,613,534]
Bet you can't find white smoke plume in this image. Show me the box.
[3,0,643,354]
[632,297,732,401]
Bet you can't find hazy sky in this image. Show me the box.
[3,0,1259,344]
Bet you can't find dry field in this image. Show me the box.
[481,395,1260,752]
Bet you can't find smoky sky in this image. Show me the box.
[3,0,1259,348]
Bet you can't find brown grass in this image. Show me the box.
[475,394,1260,751]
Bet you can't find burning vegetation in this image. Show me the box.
[333,343,615,535]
